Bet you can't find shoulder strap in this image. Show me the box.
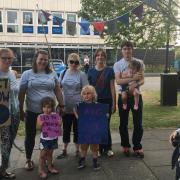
[61,68,68,81]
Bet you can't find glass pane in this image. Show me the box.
[7,25,18,33]
[21,47,35,67]
[0,11,2,23]
[7,11,17,23]
[23,12,33,24]
[67,14,76,22]
[53,13,62,26]
[38,12,47,25]
[51,48,64,61]
[9,47,21,67]
[66,14,76,35]
[0,25,3,32]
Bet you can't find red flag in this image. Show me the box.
[92,22,105,33]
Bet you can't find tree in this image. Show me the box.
[79,0,179,48]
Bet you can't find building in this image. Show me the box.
[0,0,116,73]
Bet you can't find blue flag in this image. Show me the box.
[117,13,129,27]
[53,16,64,26]
[79,21,90,34]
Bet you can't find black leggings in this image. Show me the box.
[25,111,39,160]
[62,114,78,144]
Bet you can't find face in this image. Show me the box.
[82,91,94,103]
[68,59,80,70]
[0,51,13,71]
[36,53,49,71]
[95,51,106,66]
[42,104,52,114]
[121,46,133,59]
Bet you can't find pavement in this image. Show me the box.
[7,129,176,180]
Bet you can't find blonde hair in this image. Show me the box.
[0,48,14,57]
[67,53,80,63]
[81,85,97,102]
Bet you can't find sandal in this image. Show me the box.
[0,171,16,179]
[24,160,34,171]
[133,149,144,159]
[48,168,59,174]
[39,171,47,179]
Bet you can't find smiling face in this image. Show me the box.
[121,46,133,60]
[67,53,80,71]
[0,50,14,72]
[36,53,49,72]
[95,49,106,67]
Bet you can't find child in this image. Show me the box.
[121,59,143,110]
[74,85,101,171]
[37,97,62,179]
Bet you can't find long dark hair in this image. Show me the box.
[32,49,52,74]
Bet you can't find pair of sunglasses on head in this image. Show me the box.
[69,60,80,65]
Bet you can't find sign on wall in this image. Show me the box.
[0,78,10,127]
[78,103,109,144]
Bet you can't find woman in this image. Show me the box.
[18,49,64,170]
[88,48,116,157]
[56,53,88,159]
[0,48,20,179]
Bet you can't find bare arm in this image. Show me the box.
[36,116,43,130]
[18,89,26,121]
[110,79,116,113]
[115,72,135,85]
[54,83,64,107]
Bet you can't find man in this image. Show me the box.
[113,41,145,158]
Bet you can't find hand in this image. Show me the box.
[19,109,25,121]
[133,73,142,81]
[128,82,137,92]
[169,131,177,143]
[56,105,65,116]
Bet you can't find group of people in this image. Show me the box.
[0,41,146,179]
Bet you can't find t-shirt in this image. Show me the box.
[113,58,145,93]
[59,69,88,113]
[19,69,58,113]
[88,67,115,100]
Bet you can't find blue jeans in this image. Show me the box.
[118,94,143,151]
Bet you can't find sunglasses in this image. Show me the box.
[69,60,79,65]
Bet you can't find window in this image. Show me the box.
[52,13,63,34]
[22,12,33,33]
[7,11,18,33]
[38,12,48,34]
[0,11,3,32]
[66,14,76,35]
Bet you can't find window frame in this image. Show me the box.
[52,12,63,35]
[7,10,19,33]
[22,11,34,34]
[66,13,77,35]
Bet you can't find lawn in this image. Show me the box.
[17,90,180,136]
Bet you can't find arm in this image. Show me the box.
[115,72,136,85]
[110,79,116,114]
[54,83,64,107]
[18,89,26,121]
[36,115,43,130]
[73,107,78,119]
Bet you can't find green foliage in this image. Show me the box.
[79,0,178,48]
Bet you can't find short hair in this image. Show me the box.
[0,48,14,57]
[94,48,107,60]
[67,53,80,63]
[121,41,134,49]
[41,97,56,112]
[129,60,142,72]
[81,85,97,102]
[32,49,52,74]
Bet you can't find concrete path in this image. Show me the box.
[8,129,176,180]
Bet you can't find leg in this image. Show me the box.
[91,145,101,170]
[47,150,59,174]
[72,114,79,154]
[78,144,88,169]
[118,95,131,148]
[121,91,128,110]
[38,150,47,178]
[133,88,140,110]
[57,114,72,159]
[131,95,144,154]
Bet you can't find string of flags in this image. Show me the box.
[41,0,158,35]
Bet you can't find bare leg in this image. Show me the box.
[133,88,140,110]
[47,150,59,174]
[122,91,128,110]
[38,150,47,178]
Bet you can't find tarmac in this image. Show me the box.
[7,129,176,180]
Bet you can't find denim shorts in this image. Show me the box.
[39,138,58,150]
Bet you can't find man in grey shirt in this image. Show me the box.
[113,41,145,158]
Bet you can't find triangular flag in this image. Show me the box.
[117,13,129,27]
[142,0,158,10]
[41,10,51,22]
[132,4,144,20]
[79,21,90,33]
[53,16,64,26]
[92,22,105,33]
[106,20,118,34]
[66,21,76,35]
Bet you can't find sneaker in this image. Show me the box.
[56,150,67,159]
[107,150,114,157]
[78,158,86,169]
[133,149,144,158]
[98,151,101,157]
[0,171,16,179]
[93,158,101,171]
[122,147,130,157]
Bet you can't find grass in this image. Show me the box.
[110,90,180,130]
[17,90,180,136]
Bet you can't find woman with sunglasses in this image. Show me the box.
[18,49,64,171]
[0,48,19,179]
[57,53,88,159]
[88,48,116,157]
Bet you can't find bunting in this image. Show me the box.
[117,13,129,27]
[132,4,144,21]
[79,21,90,34]
[41,10,51,23]
[53,16,64,26]
[142,0,158,10]
[106,20,118,34]
[92,22,105,33]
